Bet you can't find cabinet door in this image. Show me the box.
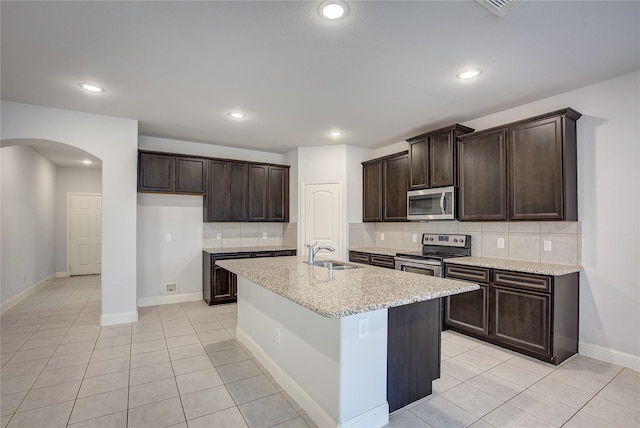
[175,157,206,194]
[362,161,382,222]
[228,163,248,221]
[491,285,551,356]
[429,131,455,188]
[409,139,428,190]
[205,160,228,222]
[248,165,268,221]
[211,266,236,302]
[268,166,289,221]
[348,251,370,264]
[383,154,409,221]
[445,284,490,336]
[138,152,174,192]
[458,130,507,221]
[509,117,564,220]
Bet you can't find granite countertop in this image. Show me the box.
[444,256,582,276]
[203,246,297,255]
[216,256,479,318]
[348,247,403,257]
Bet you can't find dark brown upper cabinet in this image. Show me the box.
[458,108,581,222]
[407,124,474,190]
[248,165,289,222]
[362,151,409,222]
[204,160,248,222]
[138,151,207,194]
[362,161,383,222]
[458,129,508,221]
[509,111,579,221]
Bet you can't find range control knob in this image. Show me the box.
[453,239,458,243]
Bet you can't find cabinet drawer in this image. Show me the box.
[273,250,296,257]
[349,251,370,264]
[370,254,395,269]
[493,270,551,293]
[444,264,489,283]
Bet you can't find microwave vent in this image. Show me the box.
[476,0,523,17]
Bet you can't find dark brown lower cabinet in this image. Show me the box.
[446,285,489,336]
[492,286,550,355]
[387,299,440,412]
[348,251,395,269]
[444,263,578,365]
[203,250,296,305]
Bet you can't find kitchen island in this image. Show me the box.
[217,256,478,428]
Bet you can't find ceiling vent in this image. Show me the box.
[476,0,523,17]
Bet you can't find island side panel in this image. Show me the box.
[387,299,441,412]
[235,276,389,428]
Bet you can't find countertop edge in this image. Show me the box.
[443,256,582,276]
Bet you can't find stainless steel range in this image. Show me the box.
[394,233,471,277]
[395,233,471,331]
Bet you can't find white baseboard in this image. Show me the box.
[55,271,70,278]
[100,311,138,326]
[237,327,389,428]
[579,341,640,371]
[137,292,202,308]
[0,273,55,313]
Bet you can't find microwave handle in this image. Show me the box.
[440,193,446,214]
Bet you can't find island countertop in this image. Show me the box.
[216,256,479,318]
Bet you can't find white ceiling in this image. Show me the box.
[2,1,639,156]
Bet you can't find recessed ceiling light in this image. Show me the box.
[229,112,246,119]
[320,1,348,20]
[328,130,343,137]
[79,82,105,93]
[456,69,482,80]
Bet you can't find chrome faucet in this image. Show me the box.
[306,241,335,265]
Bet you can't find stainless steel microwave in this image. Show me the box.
[407,186,455,221]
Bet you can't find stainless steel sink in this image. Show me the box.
[307,260,362,270]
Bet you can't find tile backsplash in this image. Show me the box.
[349,221,582,266]
[203,222,297,249]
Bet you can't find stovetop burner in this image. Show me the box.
[395,233,471,260]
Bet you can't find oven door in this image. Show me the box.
[394,257,442,277]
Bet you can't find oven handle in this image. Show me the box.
[394,257,441,267]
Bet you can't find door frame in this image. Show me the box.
[66,192,102,277]
[299,180,344,261]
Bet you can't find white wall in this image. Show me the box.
[137,194,203,306]
[1,101,139,326]
[460,70,640,366]
[0,146,56,304]
[55,167,102,275]
[139,135,286,164]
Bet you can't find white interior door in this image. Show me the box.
[69,193,102,275]
[302,181,343,261]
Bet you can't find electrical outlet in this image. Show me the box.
[380,233,385,241]
[262,232,268,239]
[166,283,177,293]
[216,233,221,240]
[497,238,505,249]
[275,328,281,344]
[544,240,552,252]
[412,234,417,242]
[358,318,369,339]
[165,233,171,242]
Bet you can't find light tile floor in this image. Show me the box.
[1,275,638,427]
